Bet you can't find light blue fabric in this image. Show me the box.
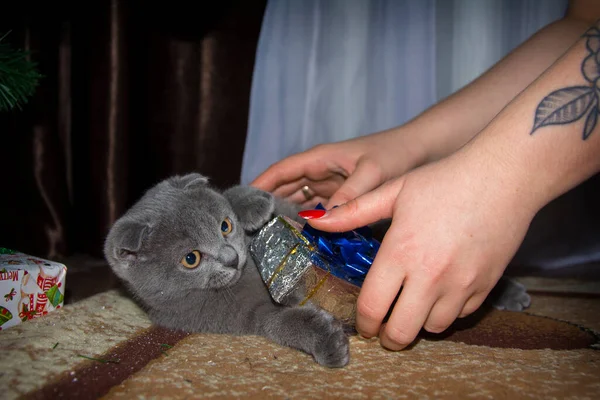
[242,0,437,183]
[242,0,568,185]
[435,0,569,99]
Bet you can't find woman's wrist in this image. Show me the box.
[365,125,432,176]
[456,133,547,218]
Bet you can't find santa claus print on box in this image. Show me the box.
[0,248,67,330]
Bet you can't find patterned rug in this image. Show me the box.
[3,275,600,399]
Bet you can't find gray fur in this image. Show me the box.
[104,173,349,368]
[487,277,531,311]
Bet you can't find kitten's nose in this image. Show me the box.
[219,245,239,268]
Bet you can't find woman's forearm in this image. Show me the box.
[460,19,600,213]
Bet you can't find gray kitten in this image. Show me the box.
[104,173,349,368]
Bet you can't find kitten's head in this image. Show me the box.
[103,173,275,303]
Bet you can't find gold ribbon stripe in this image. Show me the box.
[267,216,333,306]
[299,270,331,306]
[266,243,299,288]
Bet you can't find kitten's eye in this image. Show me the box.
[181,250,201,269]
[221,217,233,236]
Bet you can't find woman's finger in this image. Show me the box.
[251,154,314,192]
[277,175,346,202]
[458,292,488,318]
[422,295,468,333]
[377,277,438,350]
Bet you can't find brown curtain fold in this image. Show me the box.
[0,0,267,260]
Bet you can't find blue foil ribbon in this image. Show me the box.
[300,204,380,287]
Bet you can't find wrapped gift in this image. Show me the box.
[0,247,67,330]
[250,206,380,325]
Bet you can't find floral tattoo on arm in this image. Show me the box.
[531,23,600,140]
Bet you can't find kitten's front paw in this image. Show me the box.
[311,310,350,368]
[488,276,531,311]
[276,306,350,367]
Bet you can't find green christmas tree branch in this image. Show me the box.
[0,32,42,112]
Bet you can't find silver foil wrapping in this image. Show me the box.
[249,216,314,304]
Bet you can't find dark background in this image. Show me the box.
[0,0,267,261]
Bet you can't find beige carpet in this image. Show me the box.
[2,276,599,400]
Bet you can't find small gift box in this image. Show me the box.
[0,247,67,330]
[250,206,379,325]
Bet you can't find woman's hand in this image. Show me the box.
[301,146,538,349]
[250,128,427,208]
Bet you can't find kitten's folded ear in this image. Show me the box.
[104,218,150,267]
[167,173,209,190]
[224,186,275,232]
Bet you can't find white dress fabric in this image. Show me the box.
[242,0,568,184]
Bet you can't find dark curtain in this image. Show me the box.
[0,0,268,261]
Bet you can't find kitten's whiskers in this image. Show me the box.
[221,285,235,305]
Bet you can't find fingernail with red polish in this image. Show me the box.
[298,209,327,220]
